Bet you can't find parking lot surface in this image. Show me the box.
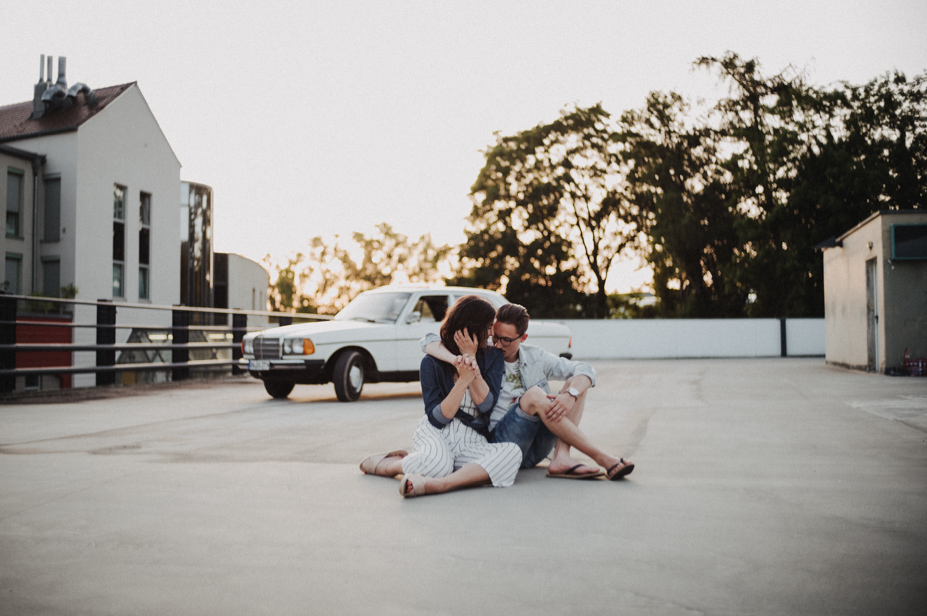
[1,358,926,615]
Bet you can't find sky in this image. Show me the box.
[3,0,926,292]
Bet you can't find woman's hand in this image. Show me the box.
[456,353,480,385]
[454,328,479,358]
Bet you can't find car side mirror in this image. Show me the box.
[406,311,422,324]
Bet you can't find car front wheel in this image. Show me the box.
[264,380,294,399]
[333,350,365,402]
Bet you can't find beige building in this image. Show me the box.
[821,210,927,373]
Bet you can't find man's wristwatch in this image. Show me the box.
[566,387,579,399]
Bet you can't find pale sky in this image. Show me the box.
[3,1,926,292]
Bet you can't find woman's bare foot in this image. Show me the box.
[400,474,427,497]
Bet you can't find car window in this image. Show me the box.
[411,295,450,323]
[334,292,412,323]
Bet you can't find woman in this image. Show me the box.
[359,295,522,497]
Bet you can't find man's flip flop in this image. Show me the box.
[605,458,635,480]
[546,464,604,479]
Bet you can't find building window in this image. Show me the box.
[139,192,151,300]
[24,374,41,391]
[6,169,24,238]
[4,253,22,294]
[43,258,60,297]
[44,177,61,242]
[113,184,125,297]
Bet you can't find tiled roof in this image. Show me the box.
[0,82,134,143]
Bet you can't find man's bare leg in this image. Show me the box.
[519,386,625,475]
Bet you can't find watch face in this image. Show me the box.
[568,387,579,398]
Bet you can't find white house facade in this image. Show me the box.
[1,81,181,306]
[1,56,268,390]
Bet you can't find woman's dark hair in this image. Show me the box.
[440,295,496,355]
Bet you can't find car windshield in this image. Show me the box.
[334,292,412,323]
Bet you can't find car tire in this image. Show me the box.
[333,350,365,402]
[264,380,294,399]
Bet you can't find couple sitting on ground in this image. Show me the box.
[360,295,635,498]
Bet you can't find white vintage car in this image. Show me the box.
[242,285,572,401]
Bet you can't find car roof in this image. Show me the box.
[363,285,501,296]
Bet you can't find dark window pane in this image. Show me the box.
[113,221,125,261]
[139,227,150,265]
[44,178,61,242]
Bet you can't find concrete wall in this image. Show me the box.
[558,318,824,360]
[879,218,927,367]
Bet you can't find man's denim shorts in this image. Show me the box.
[490,402,557,469]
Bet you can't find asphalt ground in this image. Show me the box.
[1,358,926,616]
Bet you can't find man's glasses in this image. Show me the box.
[492,333,521,346]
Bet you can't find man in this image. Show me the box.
[423,303,634,481]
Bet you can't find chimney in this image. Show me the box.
[33,55,95,116]
[56,57,67,87]
[40,55,69,111]
[32,54,50,119]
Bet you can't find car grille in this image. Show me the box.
[254,337,281,360]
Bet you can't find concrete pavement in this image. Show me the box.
[1,358,926,615]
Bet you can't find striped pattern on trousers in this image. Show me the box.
[401,416,522,487]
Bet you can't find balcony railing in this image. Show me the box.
[0,293,328,395]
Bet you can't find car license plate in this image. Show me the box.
[249,360,271,371]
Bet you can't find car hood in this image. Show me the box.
[250,319,413,344]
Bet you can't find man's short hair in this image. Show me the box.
[496,303,529,336]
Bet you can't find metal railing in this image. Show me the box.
[0,293,328,394]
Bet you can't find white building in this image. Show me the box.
[1,56,268,390]
[1,57,180,305]
[820,210,927,373]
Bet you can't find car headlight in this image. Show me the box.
[242,338,254,355]
[283,338,315,356]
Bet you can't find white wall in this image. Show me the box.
[76,85,181,307]
[822,215,881,370]
[226,253,269,311]
[11,85,181,308]
[560,318,824,359]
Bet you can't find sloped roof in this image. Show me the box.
[0,82,134,144]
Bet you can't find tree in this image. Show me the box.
[456,104,633,317]
[263,225,454,315]
[840,70,927,210]
[694,53,829,317]
[695,54,925,317]
[264,253,300,312]
[617,91,745,317]
[295,236,358,314]
[350,223,452,288]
